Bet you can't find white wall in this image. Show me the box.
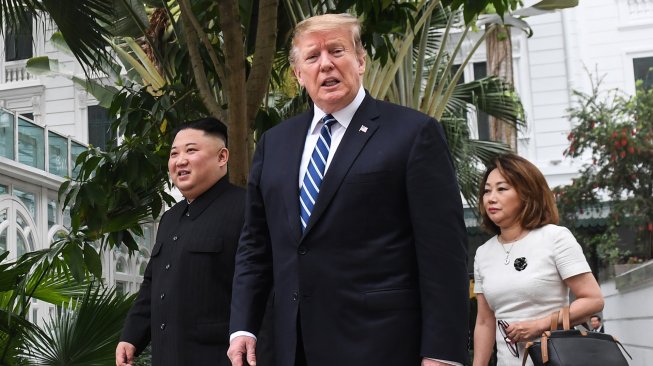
[601,269,653,366]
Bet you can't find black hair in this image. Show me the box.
[172,117,228,146]
[590,315,601,321]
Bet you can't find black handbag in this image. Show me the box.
[522,307,632,366]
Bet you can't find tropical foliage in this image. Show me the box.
[554,76,653,265]
[21,285,135,365]
[0,236,134,364]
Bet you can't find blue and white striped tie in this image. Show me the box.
[299,114,337,232]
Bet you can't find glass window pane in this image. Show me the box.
[0,110,15,160]
[115,281,126,296]
[88,105,112,150]
[71,142,86,178]
[16,212,35,253]
[0,208,8,255]
[14,189,36,221]
[48,199,57,229]
[116,258,126,273]
[0,184,7,194]
[143,225,153,250]
[48,132,68,177]
[139,262,147,276]
[18,117,45,170]
[5,16,33,61]
[17,230,28,257]
[633,56,653,90]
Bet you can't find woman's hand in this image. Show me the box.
[505,317,549,343]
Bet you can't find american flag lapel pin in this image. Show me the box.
[359,125,368,133]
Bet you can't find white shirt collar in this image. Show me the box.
[309,86,365,134]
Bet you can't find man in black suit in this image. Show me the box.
[228,13,469,366]
[116,118,245,366]
[590,315,605,333]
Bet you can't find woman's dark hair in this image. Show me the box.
[478,153,559,235]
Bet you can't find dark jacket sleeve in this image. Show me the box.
[229,133,274,335]
[407,118,470,363]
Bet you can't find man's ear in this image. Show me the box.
[357,53,366,75]
[218,147,229,166]
[294,66,305,87]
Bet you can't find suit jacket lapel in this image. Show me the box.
[282,111,313,242]
[302,95,380,238]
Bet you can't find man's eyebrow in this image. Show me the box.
[170,142,198,149]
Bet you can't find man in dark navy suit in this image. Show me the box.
[228,13,469,366]
[590,314,605,333]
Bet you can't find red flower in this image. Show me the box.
[620,151,626,158]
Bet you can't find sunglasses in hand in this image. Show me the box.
[498,320,519,358]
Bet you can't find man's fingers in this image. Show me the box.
[115,342,135,366]
[246,339,257,365]
[228,337,256,366]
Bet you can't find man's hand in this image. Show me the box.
[116,341,136,366]
[227,335,257,366]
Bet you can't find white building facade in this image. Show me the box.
[0,0,651,362]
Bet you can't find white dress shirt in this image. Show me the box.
[297,86,365,187]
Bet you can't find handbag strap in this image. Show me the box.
[561,306,571,330]
[549,306,571,331]
[549,311,559,331]
[612,335,634,360]
[541,331,550,363]
[521,332,552,366]
[522,342,534,366]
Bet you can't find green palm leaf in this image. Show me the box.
[21,285,135,366]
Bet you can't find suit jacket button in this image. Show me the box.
[292,292,298,301]
[160,323,166,330]
[160,293,165,300]
[298,245,307,255]
[165,263,171,270]
[172,235,178,241]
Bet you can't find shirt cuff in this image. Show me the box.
[426,358,463,366]
[229,331,257,343]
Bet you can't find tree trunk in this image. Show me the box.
[246,0,279,162]
[486,24,517,151]
[218,0,248,187]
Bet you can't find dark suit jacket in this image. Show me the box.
[231,94,470,366]
[121,178,244,366]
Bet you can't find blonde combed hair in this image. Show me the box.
[288,13,366,66]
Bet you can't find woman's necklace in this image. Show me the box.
[498,230,528,265]
[499,242,516,265]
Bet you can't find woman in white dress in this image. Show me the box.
[472,154,604,366]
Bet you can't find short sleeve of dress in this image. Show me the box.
[553,226,591,280]
[473,252,484,294]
